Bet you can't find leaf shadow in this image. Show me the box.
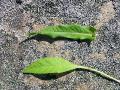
[19,34,91,46]
[23,68,120,84]
[24,70,74,80]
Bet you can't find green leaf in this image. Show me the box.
[23,57,120,84]
[22,57,78,74]
[29,24,96,41]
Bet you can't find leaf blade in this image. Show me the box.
[29,24,96,41]
[22,57,78,74]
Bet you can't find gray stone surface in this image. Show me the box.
[0,0,120,90]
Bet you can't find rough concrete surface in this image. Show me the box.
[0,0,120,90]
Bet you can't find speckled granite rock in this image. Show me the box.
[0,0,120,90]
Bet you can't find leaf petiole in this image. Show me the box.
[77,66,120,84]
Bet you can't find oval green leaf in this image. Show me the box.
[22,57,78,74]
[29,24,96,41]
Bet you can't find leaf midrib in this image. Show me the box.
[41,32,94,35]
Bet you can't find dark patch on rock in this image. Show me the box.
[16,0,22,5]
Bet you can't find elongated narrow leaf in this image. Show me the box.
[29,24,96,41]
[22,57,78,74]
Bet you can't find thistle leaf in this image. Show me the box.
[29,24,96,41]
[22,57,78,74]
